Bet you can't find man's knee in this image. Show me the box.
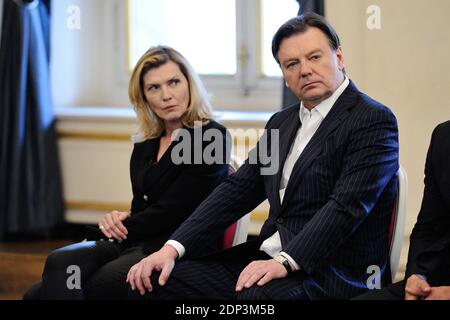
[237,286,269,300]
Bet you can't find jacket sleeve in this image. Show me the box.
[122,124,230,242]
[405,125,450,279]
[169,114,280,251]
[123,160,228,242]
[284,107,399,273]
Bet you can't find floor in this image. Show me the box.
[0,240,71,300]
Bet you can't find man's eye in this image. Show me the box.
[311,55,321,60]
[286,62,297,69]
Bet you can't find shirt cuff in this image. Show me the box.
[165,240,185,259]
[280,251,300,271]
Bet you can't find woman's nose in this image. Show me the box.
[161,86,172,101]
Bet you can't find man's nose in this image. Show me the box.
[300,61,312,77]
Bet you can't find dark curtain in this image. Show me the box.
[281,0,325,109]
[0,0,64,240]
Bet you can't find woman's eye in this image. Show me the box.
[147,86,158,92]
[169,79,180,86]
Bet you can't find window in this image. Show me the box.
[128,0,237,75]
[127,0,299,110]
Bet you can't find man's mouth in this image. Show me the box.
[302,81,320,89]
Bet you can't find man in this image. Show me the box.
[126,13,399,300]
[357,121,450,300]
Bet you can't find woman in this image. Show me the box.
[23,46,230,300]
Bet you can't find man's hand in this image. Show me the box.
[405,274,431,300]
[424,286,450,300]
[126,244,178,295]
[98,210,130,241]
[235,259,288,292]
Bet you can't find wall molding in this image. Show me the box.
[65,200,268,222]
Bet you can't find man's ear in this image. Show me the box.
[336,46,345,71]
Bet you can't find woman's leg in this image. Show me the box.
[84,246,147,300]
[38,240,123,300]
[23,281,43,300]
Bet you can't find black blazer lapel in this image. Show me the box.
[280,81,360,210]
[143,137,183,190]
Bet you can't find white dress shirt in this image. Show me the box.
[167,77,350,269]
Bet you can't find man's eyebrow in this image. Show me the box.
[306,49,323,56]
[280,49,324,65]
[281,57,299,65]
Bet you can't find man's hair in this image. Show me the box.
[271,12,341,64]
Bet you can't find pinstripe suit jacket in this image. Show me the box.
[171,81,399,299]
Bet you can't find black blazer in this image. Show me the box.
[87,120,230,256]
[171,81,399,299]
[405,121,450,285]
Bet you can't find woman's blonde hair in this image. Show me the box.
[129,46,214,141]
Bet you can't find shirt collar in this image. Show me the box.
[299,76,349,121]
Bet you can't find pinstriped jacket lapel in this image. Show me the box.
[271,109,301,210]
[280,82,359,211]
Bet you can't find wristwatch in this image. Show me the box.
[273,255,293,274]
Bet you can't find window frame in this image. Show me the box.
[125,0,285,111]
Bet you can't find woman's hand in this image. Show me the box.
[98,210,130,241]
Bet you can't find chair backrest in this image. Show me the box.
[222,155,251,249]
[389,165,408,281]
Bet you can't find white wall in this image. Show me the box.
[51,0,129,108]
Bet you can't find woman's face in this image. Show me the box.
[142,60,190,127]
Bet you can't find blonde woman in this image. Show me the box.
[24,46,230,300]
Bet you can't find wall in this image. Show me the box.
[51,0,128,108]
[327,0,450,279]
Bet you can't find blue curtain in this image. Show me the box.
[0,0,64,239]
[281,0,325,109]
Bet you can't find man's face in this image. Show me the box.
[277,27,345,109]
